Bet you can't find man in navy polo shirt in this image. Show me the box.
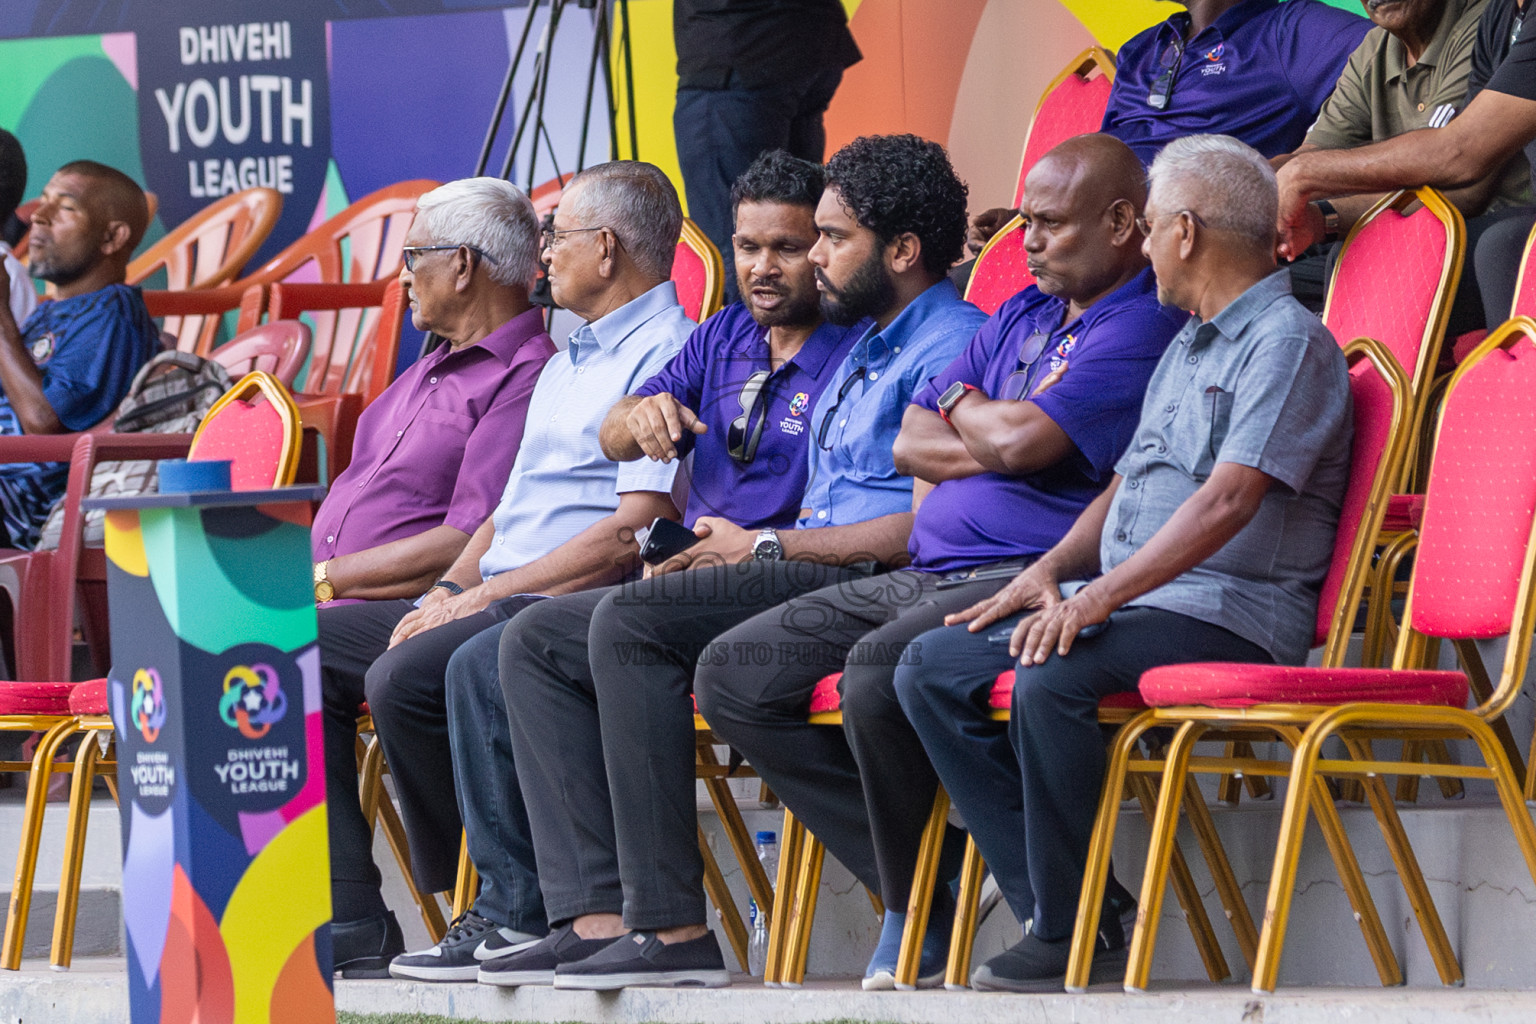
[494,134,984,990]
[697,134,1186,990]
[965,0,1369,256]
[394,149,858,984]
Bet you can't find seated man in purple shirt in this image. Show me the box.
[696,134,1186,989]
[311,177,555,604]
[390,149,860,984]
[963,0,1370,256]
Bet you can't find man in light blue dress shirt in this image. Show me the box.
[317,162,694,977]
[493,134,987,990]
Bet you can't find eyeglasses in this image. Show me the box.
[727,370,773,464]
[541,225,613,251]
[402,244,498,272]
[1135,209,1209,238]
[1146,33,1186,110]
[816,366,867,451]
[998,331,1052,402]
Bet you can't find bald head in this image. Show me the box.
[1016,134,1149,310]
[56,160,149,252]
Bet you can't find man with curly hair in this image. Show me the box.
[488,134,985,990]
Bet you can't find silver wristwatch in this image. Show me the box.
[752,527,783,562]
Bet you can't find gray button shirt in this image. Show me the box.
[1102,270,1353,664]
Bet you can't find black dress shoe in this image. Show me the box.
[333,911,405,978]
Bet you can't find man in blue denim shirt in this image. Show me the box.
[494,135,983,990]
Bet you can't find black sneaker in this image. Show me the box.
[332,911,405,979]
[553,930,731,990]
[389,911,542,982]
[971,927,1127,993]
[477,922,623,987]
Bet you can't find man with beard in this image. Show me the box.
[696,133,1187,990]
[390,149,860,983]
[489,134,984,990]
[0,160,157,547]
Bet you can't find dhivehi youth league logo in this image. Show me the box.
[131,668,166,743]
[219,664,288,739]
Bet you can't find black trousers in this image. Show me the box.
[695,565,1027,908]
[500,559,861,930]
[674,66,843,303]
[318,595,540,922]
[897,606,1271,941]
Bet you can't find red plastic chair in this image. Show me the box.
[236,180,438,287]
[143,282,268,355]
[674,218,724,322]
[964,49,1116,316]
[126,188,282,291]
[207,320,309,387]
[1069,332,1456,994]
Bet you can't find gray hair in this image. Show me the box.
[1147,134,1278,250]
[563,161,682,279]
[414,177,540,288]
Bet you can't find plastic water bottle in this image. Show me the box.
[748,831,778,977]
[748,898,769,977]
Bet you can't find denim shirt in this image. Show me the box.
[798,280,986,529]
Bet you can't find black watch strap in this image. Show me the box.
[431,579,465,596]
[1316,200,1341,245]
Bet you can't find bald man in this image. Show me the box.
[0,160,157,547]
[694,134,1188,988]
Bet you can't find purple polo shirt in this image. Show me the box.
[907,268,1187,573]
[312,306,556,562]
[1104,0,1371,164]
[632,302,860,529]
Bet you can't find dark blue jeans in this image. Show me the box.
[445,619,549,935]
[896,606,1270,941]
[674,66,843,302]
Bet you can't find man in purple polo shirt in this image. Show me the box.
[696,134,1187,989]
[963,0,1370,256]
[311,177,555,605]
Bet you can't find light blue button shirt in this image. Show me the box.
[798,280,986,529]
[479,282,694,579]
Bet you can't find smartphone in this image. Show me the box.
[984,580,1109,645]
[639,517,702,566]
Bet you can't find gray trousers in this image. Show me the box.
[500,559,862,929]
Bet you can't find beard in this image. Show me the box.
[745,278,822,329]
[817,247,896,327]
[26,244,90,286]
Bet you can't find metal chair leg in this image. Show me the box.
[700,825,750,971]
[2,720,79,970]
[51,727,110,970]
[894,790,948,989]
[946,836,986,989]
[451,831,478,921]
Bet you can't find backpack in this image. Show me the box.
[35,351,233,549]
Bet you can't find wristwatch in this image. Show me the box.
[752,527,783,562]
[937,381,978,425]
[1314,200,1341,245]
[313,561,334,604]
[430,579,465,596]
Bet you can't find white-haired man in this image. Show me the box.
[321,162,693,977]
[896,134,1354,992]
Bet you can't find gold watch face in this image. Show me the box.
[314,579,335,603]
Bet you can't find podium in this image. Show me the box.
[87,486,333,1023]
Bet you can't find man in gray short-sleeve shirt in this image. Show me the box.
[894,134,1352,993]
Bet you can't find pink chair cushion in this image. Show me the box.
[1452,329,1488,366]
[1381,494,1425,534]
[1139,662,1469,709]
[192,398,285,490]
[967,228,1034,316]
[672,241,707,322]
[1013,69,1114,207]
[0,682,77,716]
[67,678,109,715]
[809,673,842,714]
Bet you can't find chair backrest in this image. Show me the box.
[1012,48,1116,208]
[126,188,283,291]
[1507,219,1536,319]
[1399,317,1536,719]
[964,214,1030,316]
[1322,188,1464,484]
[208,321,310,387]
[1315,338,1414,663]
[239,180,438,286]
[674,218,724,322]
[265,277,405,404]
[187,371,302,489]
[144,282,269,356]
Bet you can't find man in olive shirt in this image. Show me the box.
[1277,0,1531,324]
